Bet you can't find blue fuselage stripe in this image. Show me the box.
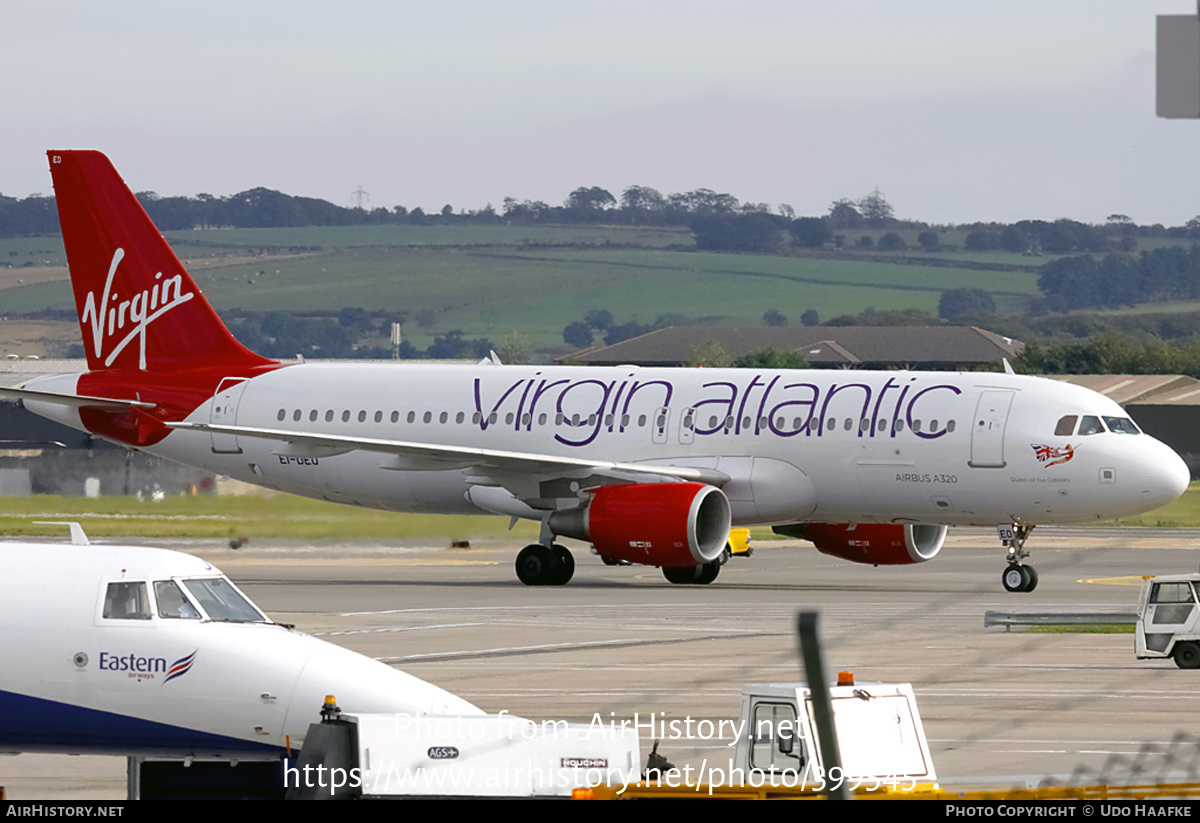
[0,688,281,756]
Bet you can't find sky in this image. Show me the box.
[3,1,1200,226]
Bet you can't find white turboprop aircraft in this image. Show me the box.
[0,524,479,763]
[7,151,1191,592]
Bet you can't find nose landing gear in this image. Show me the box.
[999,524,1038,593]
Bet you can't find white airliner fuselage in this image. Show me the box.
[23,363,1187,529]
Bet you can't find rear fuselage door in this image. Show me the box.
[210,377,248,454]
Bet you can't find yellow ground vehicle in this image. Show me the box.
[727,528,752,558]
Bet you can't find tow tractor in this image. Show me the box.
[1136,571,1200,668]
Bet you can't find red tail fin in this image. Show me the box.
[48,150,274,373]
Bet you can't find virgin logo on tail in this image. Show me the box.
[80,248,195,370]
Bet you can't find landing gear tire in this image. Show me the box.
[663,561,720,585]
[515,544,560,586]
[663,565,699,585]
[1002,564,1036,593]
[1174,641,1200,669]
[696,559,721,585]
[1023,565,1038,593]
[551,544,574,585]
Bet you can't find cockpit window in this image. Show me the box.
[154,580,201,620]
[1103,416,1140,435]
[103,581,151,620]
[1077,415,1105,436]
[181,577,266,623]
[1054,415,1078,437]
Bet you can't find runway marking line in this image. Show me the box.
[1077,575,1144,587]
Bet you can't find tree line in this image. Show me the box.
[1036,246,1200,312]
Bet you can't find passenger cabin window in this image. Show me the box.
[103,581,151,620]
[154,580,200,619]
[1078,415,1105,436]
[1055,415,1078,437]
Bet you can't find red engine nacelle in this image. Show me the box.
[799,523,948,565]
[548,482,731,568]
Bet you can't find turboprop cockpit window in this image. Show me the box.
[1103,416,1140,435]
[182,577,266,623]
[103,581,151,620]
[154,580,200,619]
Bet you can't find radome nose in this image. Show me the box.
[1140,440,1191,509]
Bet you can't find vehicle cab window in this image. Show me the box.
[103,581,151,620]
[749,702,804,774]
[1150,581,1196,625]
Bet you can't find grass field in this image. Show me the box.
[0,224,1043,355]
[1106,481,1200,527]
[2,482,1198,542]
[0,494,541,542]
[3,223,1197,358]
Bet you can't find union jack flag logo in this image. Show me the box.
[164,650,197,683]
[1031,443,1075,468]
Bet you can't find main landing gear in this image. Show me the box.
[515,517,576,586]
[999,524,1038,593]
[515,543,574,586]
[661,542,729,585]
[662,558,721,585]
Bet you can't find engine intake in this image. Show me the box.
[549,482,731,567]
[777,522,947,565]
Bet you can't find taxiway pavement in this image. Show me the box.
[5,526,1200,798]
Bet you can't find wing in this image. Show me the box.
[166,421,730,505]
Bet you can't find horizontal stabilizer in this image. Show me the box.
[0,386,156,411]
